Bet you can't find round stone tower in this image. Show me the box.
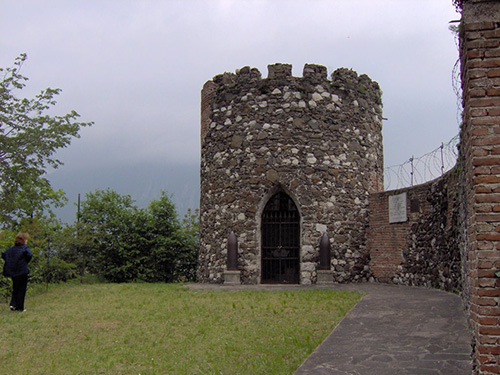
[199,63,384,285]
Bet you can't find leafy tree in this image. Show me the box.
[140,192,180,281]
[78,189,141,282]
[56,223,95,282]
[76,189,199,283]
[0,53,93,223]
[141,196,199,282]
[139,192,197,282]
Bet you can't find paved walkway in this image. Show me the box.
[187,283,473,374]
[295,283,472,375]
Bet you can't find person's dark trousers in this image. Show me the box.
[10,274,28,311]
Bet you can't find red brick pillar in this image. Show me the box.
[460,1,500,373]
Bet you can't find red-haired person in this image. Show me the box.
[2,233,33,312]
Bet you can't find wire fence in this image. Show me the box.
[384,134,460,191]
[383,25,463,191]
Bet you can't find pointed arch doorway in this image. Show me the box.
[261,191,300,284]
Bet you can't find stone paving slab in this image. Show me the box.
[294,283,472,375]
[186,283,472,374]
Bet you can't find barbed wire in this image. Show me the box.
[384,134,460,191]
[384,25,463,191]
[450,23,463,126]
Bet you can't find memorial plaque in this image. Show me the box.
[389,193,407,223]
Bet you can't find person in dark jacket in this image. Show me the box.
[2,233,33,312]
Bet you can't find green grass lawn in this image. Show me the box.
[0,283,362,375]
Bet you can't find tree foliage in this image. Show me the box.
[0,53,93,222]
[77,189,141,282]
[1,189,199,298]
[0,218,77,301]
[75,189,199,283]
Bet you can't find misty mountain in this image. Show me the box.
[48,161,200,224]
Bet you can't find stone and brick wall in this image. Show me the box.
[368,169,467,293]
[199,63,383,284]
[460,1,500,373]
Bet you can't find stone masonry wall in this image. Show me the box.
[199,63,384,284]
[460,1,500,373]
[368,168,467,293]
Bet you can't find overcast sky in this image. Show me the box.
[1,0,461,216]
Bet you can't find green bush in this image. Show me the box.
[76,189,199,283]
[1,189,199,288]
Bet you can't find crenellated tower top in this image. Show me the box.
[201,63,382,144]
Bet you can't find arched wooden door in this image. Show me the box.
[261,192,300,284]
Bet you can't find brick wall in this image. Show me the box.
[369,185,429,281]
[460,1,500,373]
[369,169,465,292]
